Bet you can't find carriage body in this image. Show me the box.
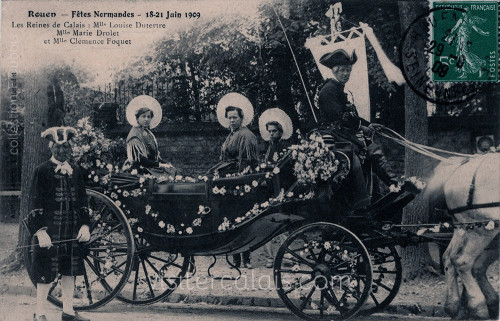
[141,173,304,255]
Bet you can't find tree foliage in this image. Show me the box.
[114,0,407,131]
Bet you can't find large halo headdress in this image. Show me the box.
[216,93,254,128]
[258,108,293,141]
[126,95,163,129]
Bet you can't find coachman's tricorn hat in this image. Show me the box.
[319,49,358,68]
[41,127,77,145]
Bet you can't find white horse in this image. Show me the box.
[427,153,500,319]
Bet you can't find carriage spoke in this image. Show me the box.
[374,280,393,292]
[87,254,125,275]
[299,285,316,312]
[141,260,155,298]
[325,287,347,316]
[82,263,94,304]
[320,289,325,317]
[148,254,177,266]
[299,235,320,263]
[89,223,123,244]
[283,277,314,295]
[133,266,139,301]
[285,248,315,267]
[370,292,380,306]
[144,257,174,289]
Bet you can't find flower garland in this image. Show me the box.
[143,203,212,236]
[217,188,315,232]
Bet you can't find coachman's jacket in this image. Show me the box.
[25,160,91,284]
[317,78,370,154]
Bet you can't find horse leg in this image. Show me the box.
[452,231,497,320]
[472,246,499,319]
[443,231,463,318]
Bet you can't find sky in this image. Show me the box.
[1,0,263,85]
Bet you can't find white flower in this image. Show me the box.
[430,225,440,233]
[389,184,401,193]
[286,192,294,198]
[291,264,300,272]
[145,205,151,214]
[139,177,145,184]
[93,176,99,183]
[198,205,205,214]
[212,186,220,194]
[137,227,143,232]
[167,224,175,233]
[115,200,121,207]
[235,217,242,223]
[110,192,118,199]
[131,169,138,175]
[416,228,427,236]
[273,167,280,174]
[106,164,113,171]
[261,201,269,208]
[175,175,183,181]
[443,222,450,228]
[192,218,202,226]
[123,191,130,197]
[219,187,226,195]
[244,185,251,193]
[186,227,193,234]
[485,221,495,230]
[323,242,331,250]
[252,180,258,187]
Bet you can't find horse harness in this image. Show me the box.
[448,156,500,215]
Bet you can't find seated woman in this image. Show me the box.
[208,93,258,176]
[258,108,293,163]
[125,95,177,176]
[209,93,258,269]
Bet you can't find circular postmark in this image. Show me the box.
[400,7,483,105]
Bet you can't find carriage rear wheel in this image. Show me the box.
[25,189,135,310]
[116,235,190,305]
[274,222,373,320]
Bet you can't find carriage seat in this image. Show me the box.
[153,182,206,194]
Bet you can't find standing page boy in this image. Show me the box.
[24,127,91,321]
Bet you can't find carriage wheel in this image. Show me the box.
[274,222,373,320]
[362,244,402,314]
[116,235,190,305]
[25,189,135,310]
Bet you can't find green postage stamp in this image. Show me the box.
[431,1,499,82]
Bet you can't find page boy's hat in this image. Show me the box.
[319,49,358,68]
[41,127,77,147]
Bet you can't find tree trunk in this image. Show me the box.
[0,68,50,273]
[188,60,202,122]
[398,1,433,280]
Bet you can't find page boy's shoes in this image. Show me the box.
[34,314,48,321]
[62,312,90,321]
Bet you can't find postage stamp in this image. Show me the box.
[431,1,499,82]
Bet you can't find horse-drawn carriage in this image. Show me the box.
[23,137,438,320]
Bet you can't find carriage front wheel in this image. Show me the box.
[25,189,135,310]
[274,222,373,320]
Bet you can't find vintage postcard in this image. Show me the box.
[1,0,499,320]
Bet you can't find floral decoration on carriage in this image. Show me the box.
[71,118,355,239]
